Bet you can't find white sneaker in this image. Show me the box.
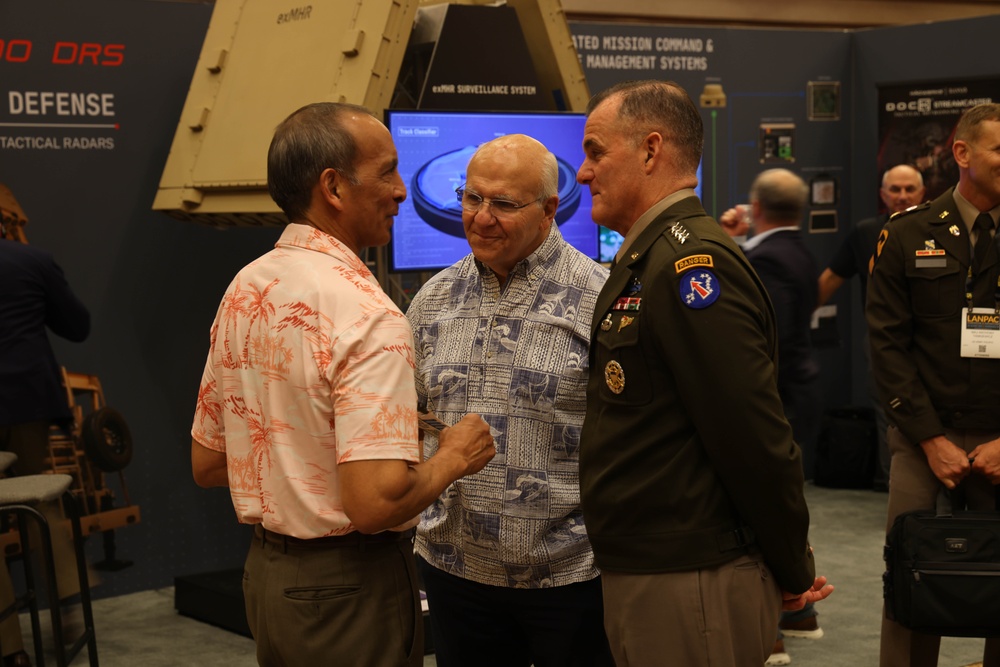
[779,616,824,640]
[766,639,791,666]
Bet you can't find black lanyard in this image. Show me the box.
[970,269,1000,312]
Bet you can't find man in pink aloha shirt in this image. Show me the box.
[191,102,494,667]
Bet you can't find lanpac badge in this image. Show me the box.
[680,269,720,309]
[605,360,625,394]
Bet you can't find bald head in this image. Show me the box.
[469,134,558,200]
[749,168,808,227]
[462,134,559,282]
[880,164,924,214]
[881,165,922,189]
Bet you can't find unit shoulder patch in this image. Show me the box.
[674,254,714,274]
[679,269,720,309]
[870,227,890,274]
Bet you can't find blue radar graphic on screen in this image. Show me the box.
[411,145,584,238]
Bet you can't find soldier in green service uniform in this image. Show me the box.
[869,102,1000,667]
[575,79,832,666]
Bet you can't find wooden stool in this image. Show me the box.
[0,474,98,666]
[0,450,33,664]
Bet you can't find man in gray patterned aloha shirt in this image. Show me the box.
[407,133,612,667]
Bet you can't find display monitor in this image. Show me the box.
[385,109,598,272]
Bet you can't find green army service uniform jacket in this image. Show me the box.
[867,187,1000,446]
[579,195,816,595]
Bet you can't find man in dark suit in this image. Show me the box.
[576,80,832,666]
[722,169,823,665]
[0,239,90,460]
[722,169,822,478]
[0,213,90,667]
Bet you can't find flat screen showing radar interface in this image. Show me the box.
[386,109,598,272]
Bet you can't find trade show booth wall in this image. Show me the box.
[0,0,998,599]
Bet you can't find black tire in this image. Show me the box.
[82,407,134,472]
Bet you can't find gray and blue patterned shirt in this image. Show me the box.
[407,225,609,588]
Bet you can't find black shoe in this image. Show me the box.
[3,650,31,667]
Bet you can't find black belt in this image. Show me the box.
[254,524,415,550]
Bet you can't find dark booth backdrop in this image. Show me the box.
[1,0,999,600]
[0,0,266,599]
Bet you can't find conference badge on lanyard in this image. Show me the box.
[960,308,1000,358]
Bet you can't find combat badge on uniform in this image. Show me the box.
[916,239,946,268]
[605,360,625,394]
[679,269,720,309]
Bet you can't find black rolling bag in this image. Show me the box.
[883,487,1000,637]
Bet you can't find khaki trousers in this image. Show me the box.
[601,552,782,667]
[243,525,423,667]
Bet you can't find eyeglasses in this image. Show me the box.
[884,185,921,194]
[455,186,541,217]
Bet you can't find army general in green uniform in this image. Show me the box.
[576,80,832,666]
[868,103,1000,667]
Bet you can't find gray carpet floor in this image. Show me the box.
[32,484,987,666]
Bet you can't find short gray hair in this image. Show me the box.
[750,169,808,224]
[955,103,1000,145]
[587,80,703,175]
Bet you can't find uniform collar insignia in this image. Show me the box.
[670,221,689,245]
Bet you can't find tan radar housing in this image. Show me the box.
[153,0,589,228]
[154,0,420,227]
